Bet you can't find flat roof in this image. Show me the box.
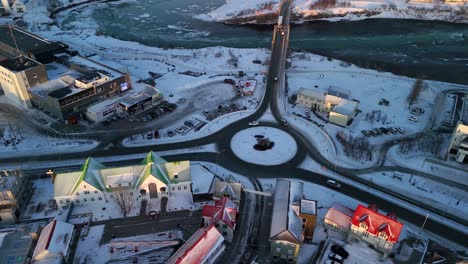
[300,199,317,215]
[0,225,35,264]
[119,86,161,108]
[0,25,55,53]
[0,56,40,72]
[54,53,123,78]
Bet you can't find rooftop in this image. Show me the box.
[300,199,317,215]
[331,98,359,116]
[0,25,59,54]
[119,86,161,108]
[324,202,354,229]
[54,53,123,78]
[0,56,40,72]
[202,197,238,230]
[166,225,224,264]
[0,224,38,264]
[0,175,17,192]
[32,219,74,261]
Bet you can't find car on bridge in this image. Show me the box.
[326,179,341,189]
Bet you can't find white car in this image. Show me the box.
[274,77,278,81]
[326,179,341,189]
[408,116,418,122]
[248,121,260,126]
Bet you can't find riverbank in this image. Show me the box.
[200,0,467,24]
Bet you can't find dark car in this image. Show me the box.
[379,127,389,134]
[331,245,349,259]
[184,121,194,128]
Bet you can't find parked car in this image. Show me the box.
[361,130,371,137]
[388,127,398,134]
[178,98,187,103]
[147,132,153,140]
[396,127,406,134]
[184,121,194,128]
[331,245,349,259]
[142,117,148,122]
[154,130,160,138]
[372,128,382,135]
[175,127,185,134]
[167,130,175,137]
[379,127,389,134]
[249,121,260,126]
[408,116,418,122]
[274,77,278,81]
[328,253,344,263]
[281,119,288,126]
[325,260,341,264]
[326,179,341,189]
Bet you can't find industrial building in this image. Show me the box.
[448,121,468,163]
[0,170,32,225]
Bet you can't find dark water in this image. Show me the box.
[61,0,468,84]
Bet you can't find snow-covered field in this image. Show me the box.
[201,0,467,23]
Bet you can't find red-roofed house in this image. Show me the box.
[324,202,354,239]
[166,224,225,264]
[202,196,238,242]
[349,204,404,257]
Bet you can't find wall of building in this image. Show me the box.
[350,225,394,256]
[329,112,350,126]
[299,213,317,242]
[270,240,300,263]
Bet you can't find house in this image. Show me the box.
[348,204,404,258]
[32,219,75,264]
[9,0,27,14]
[212,178,242,204]
[296,87,359,126]
[447,121,468,163]
[0,170,32,225]
[269,179,317,263]
[202,196,238,242]
[0,223,40,264]
[324,202,354,239]
[53,152,193,217]
[166,224,225,264]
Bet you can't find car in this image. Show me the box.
[178,98,187,103]
[325,260,341,264]
[249,121,260,126]
[147,132,153,140]
[147,114,153,120]
[175,127,185,134]
[184,121,194,127]
[372,128,382,135]
[203,110,210,116]
[361,130,371,137]
[281,119,288,126]
[326,179,341,189]
[274,77,278,81]
[167,130,175,137]
[142,117,148,122]
[396,127,406,134]
[408,116,418,122]
[154,130,160,138]
[379,127,389,134]
[331,245,349,259]
[328,253,344,263]
[388,127,398,134]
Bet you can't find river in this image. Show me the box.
[60,0,468,84]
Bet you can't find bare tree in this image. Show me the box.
[407,79,424,108]
[112,190,133,217]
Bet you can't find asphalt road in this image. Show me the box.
[1,0,467,252]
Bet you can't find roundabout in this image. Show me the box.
[230,126,298,166]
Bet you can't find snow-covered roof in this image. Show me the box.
[202,197,238,230]
[32,220,74,261]
[270,179,303,244]
[54,53,123,78]
[300,199,317,215]
[119,86,161,108]
[190,164,215,195]
[213,178,242,202]
[166,225,224,264]
[331,99,358,117]
[298,88,325,100]
[324,202,354,229]
[54,152,191,197]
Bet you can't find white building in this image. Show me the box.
[32,219,75,264]
[296,87,358,126]
[448,121,468,163]
[324,202,354,240]
[1,0,27,14]
[53,152,194,216]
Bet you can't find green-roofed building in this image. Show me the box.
[53,152,193,214]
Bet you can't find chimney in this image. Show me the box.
[386,212,397,220]
[47,169,56,183]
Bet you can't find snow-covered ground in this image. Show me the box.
[201,0,467,23]
[230,126,298,166]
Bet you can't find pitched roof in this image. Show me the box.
[270,179,303,244]
[324,202,354,229]
[213,179,242,202]
[202,197,238,230]
[166,225,224,264]
[351,204,404,243]
[32,220,74,261]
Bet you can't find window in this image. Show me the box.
[94,190,98,194]
[59,200,64,204]
[184,186,187,189]
[76,192,79,195]
[98,197,102,200]
[91,198,95,201]
[84,185,87,188]
[172,187,175,191]
[303,218,306,222]
[215,223,219,228]
[288,249,292,255]
[178,187,181,190]
[174,174,178,179]
[84,191,90,194]
[223,224,227,229]
[222,231,227,236]
[66,199,70,203]
[32,73,37,79]
[83,198,88,202]
[76,199,80,203]
[276,248,281,253]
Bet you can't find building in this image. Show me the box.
[296,87,359,126]
[32,219,75,264]
[0,170,32,225]
[0,223,40,264]
[212,178,242,204]
[0,56,48,108]
[269,179,317,263]
[0,25,68,63]
[202,196,238,242]
[323,202,354,239]
[116,84,163,116]
[9,0,27,14]
[53,152,193,215]
[166,224,225,264]
[447,121,468,163]
[349,204,404,258]
[29,53,132,123]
